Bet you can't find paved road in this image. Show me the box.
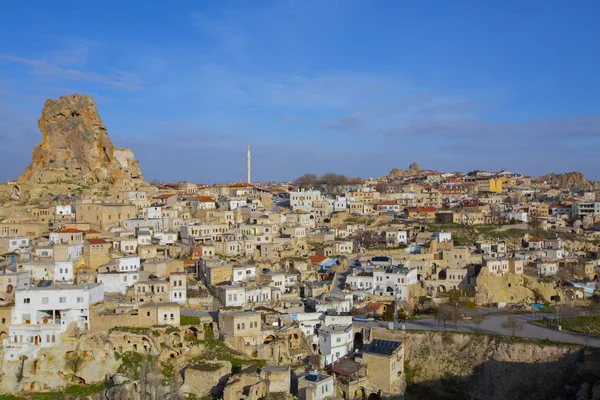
[354,312,600,347]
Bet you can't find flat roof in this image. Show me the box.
[365,339,402,356]
[21,283,102,291]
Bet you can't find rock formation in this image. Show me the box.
[388,162,422,179]
[539,172,599,190]
[404,331,600,400]
[18,94,145,191]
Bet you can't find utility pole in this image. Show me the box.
[393,285,399,330]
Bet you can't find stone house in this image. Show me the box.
[298,372,334,400]
[362,339,404,398]
[318,324,354,366]
[3,283,104,361]
[76,202,136,230]
[220,311,262,338]
[83,238,110,269]
[0,267,30,304]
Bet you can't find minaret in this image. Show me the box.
[246,144,251,184]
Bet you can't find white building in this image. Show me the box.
[154,231,178,246]
[137,231,153,246]
[54,261,74,283]
[373,266,418,301]
[4,283,104,360]
[385,230,407,246]
[55,205,74,216]
[233,264,257,282]
[97,271,140,294]
[245,286,271,304]
[346,271,375,292]
[537,262,558,277]
[144,206,163,219]
[218,285,246,307]
[434,232,452,243]
[229,198,248,210]
[118,256,140,272]
[3,237,30,253]
[290,190,322,212]
[318,325,353,366]
[298,373,334,400]
[169,273,187,304]
[327,196,349,211]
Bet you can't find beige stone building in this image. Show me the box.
[362,339,404,397]
[220,311,262,337]
[83,238,111,269]
[76,202,137,230]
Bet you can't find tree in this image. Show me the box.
[435,305,453,331]
[471,313,485,332]
[502,315,525,337]
[296,173,317,189]
[320,173,348,193]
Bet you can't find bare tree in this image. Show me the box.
[470,312,485,332]
[502,315,525,337]
[296,173,318,189]
[320,173,348,193]
[436,305,453,331]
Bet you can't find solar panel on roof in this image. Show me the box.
[366,339,401,355]
[37,280,53,287]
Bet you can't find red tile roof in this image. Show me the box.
[308,255,328,263]
[59,228,84,233]
[153,193,176,199]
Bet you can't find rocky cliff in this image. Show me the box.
[18,94,145,191]
[388,162,421,179]
[539,172,599,190]
[404,332,600,400]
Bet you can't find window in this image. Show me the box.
[76,297,84,303]
[42,297,49,304]
[147,312,151,317]
[23,298,30,304]
[59,297,66,303]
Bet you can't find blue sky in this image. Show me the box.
[1,0,600,183]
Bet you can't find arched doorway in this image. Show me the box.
[564,289,575,301]
[185,327,199,340]
[438,270,447,280]
[264,335,275,344]
[436,285,446,293]
[354,387,365,399]
[6,284,13,294]
[368,392,381,400]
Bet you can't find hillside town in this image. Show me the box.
[0,94,600,400]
